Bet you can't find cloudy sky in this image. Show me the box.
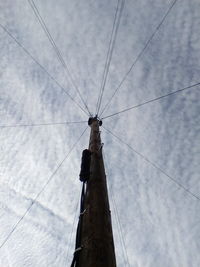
[0,0,200,266]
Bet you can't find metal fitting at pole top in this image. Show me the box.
[88,116,102,126]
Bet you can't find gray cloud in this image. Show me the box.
[0,0,200,266]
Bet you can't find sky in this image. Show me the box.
[0,0,200,266]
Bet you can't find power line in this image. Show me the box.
[103,126,200,202]
[97,0,125,115]
[102,82,200,120]
[0,126,88,250]
[110,189,130,267]
[96,0,125,115]
[0,121,87,128]
[66,196,80,265]
[28,0,91,116]
[0,23,88,117]
[100,0,178,117]
[96,0,120,115]
[103,151,130,267]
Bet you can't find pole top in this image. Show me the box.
[88,116,102,126]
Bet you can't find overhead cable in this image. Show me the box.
[0,126,88,250]
[100,0,178,117]
[96,0,121,115]
[102,82,200,120]
[28,0,91,116]
[110,188,130,267]
[103,151,130,267]
[66,197,80,265]
[103,126,200,202]
[0,23,88,117]
[0,121,87,128]
[96,0,125,115]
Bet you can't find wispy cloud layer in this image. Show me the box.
[0,0,200,266]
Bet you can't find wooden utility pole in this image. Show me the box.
[71,117,116,267]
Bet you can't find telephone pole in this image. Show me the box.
[71,117,116,267]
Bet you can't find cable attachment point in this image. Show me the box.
[88,116,102,126]
[98,143,104,152]
[80,208,87,217]
[74,247,82,254]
